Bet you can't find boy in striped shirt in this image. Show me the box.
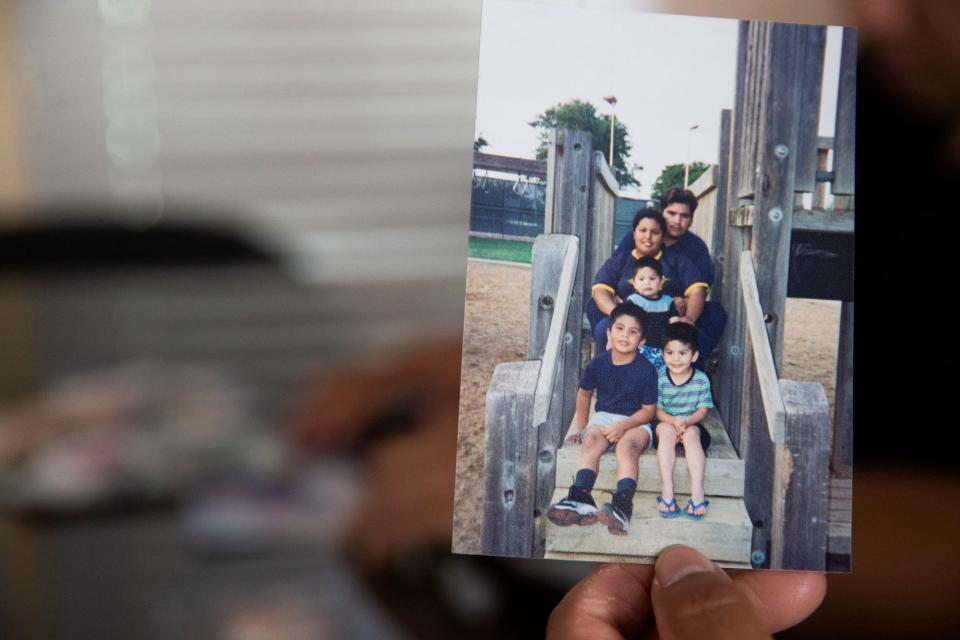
[654,322,714,519]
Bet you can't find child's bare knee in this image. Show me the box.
[682,427,700,445]
[616,435,644,457]
[656,423,676,442]
[583,428,606,448]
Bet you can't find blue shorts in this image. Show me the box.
[584,412,654,451]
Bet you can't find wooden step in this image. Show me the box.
[545,489,753,566]
[828,477,851,555]
[556,411,745,497]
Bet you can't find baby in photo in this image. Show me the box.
[625,256,682,375]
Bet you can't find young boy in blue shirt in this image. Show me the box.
[654,322,714,519]
[547,303,658,535]
[625,256,681,375]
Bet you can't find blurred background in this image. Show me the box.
[0,0,958,638]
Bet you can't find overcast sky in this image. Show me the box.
[475,1,842,198]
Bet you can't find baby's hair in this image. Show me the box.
[663,322,699,352]
[632,256,663,278]
[609,301,648,336]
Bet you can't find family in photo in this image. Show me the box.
[548,189,721,535]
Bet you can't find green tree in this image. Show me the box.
[474,135,489,152]
[650,162,710,201]
[531,99,638,187]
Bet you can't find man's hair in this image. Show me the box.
[663,322,699,352]
[609,301,647,336]
[660,187,699,216]
[632,256,663,278]
[632,207,666,233]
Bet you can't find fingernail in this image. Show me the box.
[655,545,716,588]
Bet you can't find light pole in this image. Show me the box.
[603,95,618,168]
[684,124,700,188]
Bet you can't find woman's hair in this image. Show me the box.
[632,207,666,233]
[632,256,663,278]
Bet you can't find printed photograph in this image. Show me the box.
[453,0,855,571]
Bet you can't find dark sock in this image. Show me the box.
[570,469,597,501]
[612,478,637,518]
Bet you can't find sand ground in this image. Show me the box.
[453,259,841,554]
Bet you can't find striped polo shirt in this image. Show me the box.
[657,369,714,417]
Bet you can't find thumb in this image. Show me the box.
[651,546,769,640]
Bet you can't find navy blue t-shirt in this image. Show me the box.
[616,229,715,286]
[592,249,707,301]
[579,351,658,416]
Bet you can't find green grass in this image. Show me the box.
[468,236,534,264]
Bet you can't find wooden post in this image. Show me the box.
[739,252,788,567]
[481,360,540,557]
[832,27,856,196]
[528,235,569,360]
[548,129,592,306]
[751,22,812,367]
[793,27,826,195]
[543,129,591,429]
[587,151,618,284]
[812,139,831,210]
[709,109,731,303]
[717,22,753,449]
[771,380,831,570]
[832,301,853,476]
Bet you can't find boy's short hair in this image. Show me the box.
[660,187,699,215]
[632,256,663,278]
[663,322,699,352]
[609,301,648,336]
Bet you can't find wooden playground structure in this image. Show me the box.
[479,21,854,570]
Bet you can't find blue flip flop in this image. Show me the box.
[683,498,710,520]
[656,496,682,518]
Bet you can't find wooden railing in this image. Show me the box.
[739,251,831,570]
[481,234,579,558]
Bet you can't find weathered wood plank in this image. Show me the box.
[543,551,751,570]
[828,521,851,555]
[794,26,827,193]
[533,236,578,426]
[709,109,732,299]
[716,22,753,449]
[831,477,852,492]
[473,151,547,179]
[535,341,568,558]
[791,208,855,234]
[594,151,619,196]
[555,448,745,497]
[545,129,590,435]
[555,410,744,495]
[544,130,561,234]
[527,235,566,360]
[832,301,854,475]
[771,380,831,571]
[832,27,857,195]
[751,21,807,366]
[739,252,786,444]
[813,139,832,209]
[546,490,752,564]
[481,360,540,557]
